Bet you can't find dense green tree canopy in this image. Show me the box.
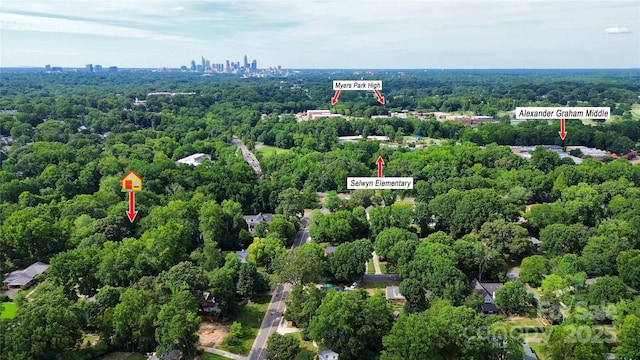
[381,300,523,360]
[308,290,394,360]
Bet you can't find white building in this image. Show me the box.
[306,110,343,120]
[318,350,339,360]
[176,153,212,166]
[366,135,390,142]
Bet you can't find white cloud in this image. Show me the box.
[173,6,185,11]
[0,12,197,42]
[604,27,631,34]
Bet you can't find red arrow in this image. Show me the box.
[126,191,138,223]
[376,156,384,177]
[374,89,385,104]
[559,118,567,140]
[331,90,341,105]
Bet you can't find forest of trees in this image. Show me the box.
[0,69,639,359]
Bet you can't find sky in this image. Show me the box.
[1,0,639,69]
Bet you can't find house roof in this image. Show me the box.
[243,212,274,225]
[386,286,405,300]
[2,262,50,286]
[150,350,181,360]
[319,349,339,360]
[471,279,503,312]
[121,170,141,181]
[325,246,337,254]
[176,153,211,166]
[481,302,499,314]
[529,237,541,245]
[235,249,249,263]
[472,280,503,296]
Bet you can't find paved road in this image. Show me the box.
[248,213,310,360]
[231,136,262,174]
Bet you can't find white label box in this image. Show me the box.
[515,107,610,119]
[333,80,382,90]
[347,177,413,190]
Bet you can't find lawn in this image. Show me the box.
[200,353,232,360]
[218,295,271,355]
[527,342,550,360]
[0,302,18,319]
[379,261,388,274]
[507,316,544,328]
[255,145,290,159]
[367,259,375,274]
[361,280,400,297]
[632,104,640,119]
[581,117,617,125]
[81,333,100,348]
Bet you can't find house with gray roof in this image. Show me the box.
[243,212,274,233]
[235,249,249,263]
[471,279,503,314]
[386,286,406,304]
[2,262,50,289]
[318,349,339,360]
[325,246,337,256]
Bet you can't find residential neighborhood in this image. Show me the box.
[2,14,640,360]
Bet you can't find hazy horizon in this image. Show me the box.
[1,0,639,69]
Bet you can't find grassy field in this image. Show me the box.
[367,259,375,274]
[255,145,290,159]
[581,117,617,125]
[361,280,399,297]
[379,261,388,274]
[508,316,544,328]
[218,295,271,355]
[632,104,640,119]
[0,302,18,319]
[200,353,232,360]
[528,342,549,360]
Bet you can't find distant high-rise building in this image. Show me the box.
[190,60,196,71]
[45,64,51,72]
[94,64,103,72]
[108,66,118,72]
[251,59,257,72]
[86,64,93,72]
[196,64,204,73]
[243,55,248,68]
[205,59,211,71]
[225,60,231,72]
[180,65,188,71]
[201,56,206,70]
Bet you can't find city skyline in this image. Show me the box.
[1,0,639,69]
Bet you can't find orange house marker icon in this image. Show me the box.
[121,170,142,192]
